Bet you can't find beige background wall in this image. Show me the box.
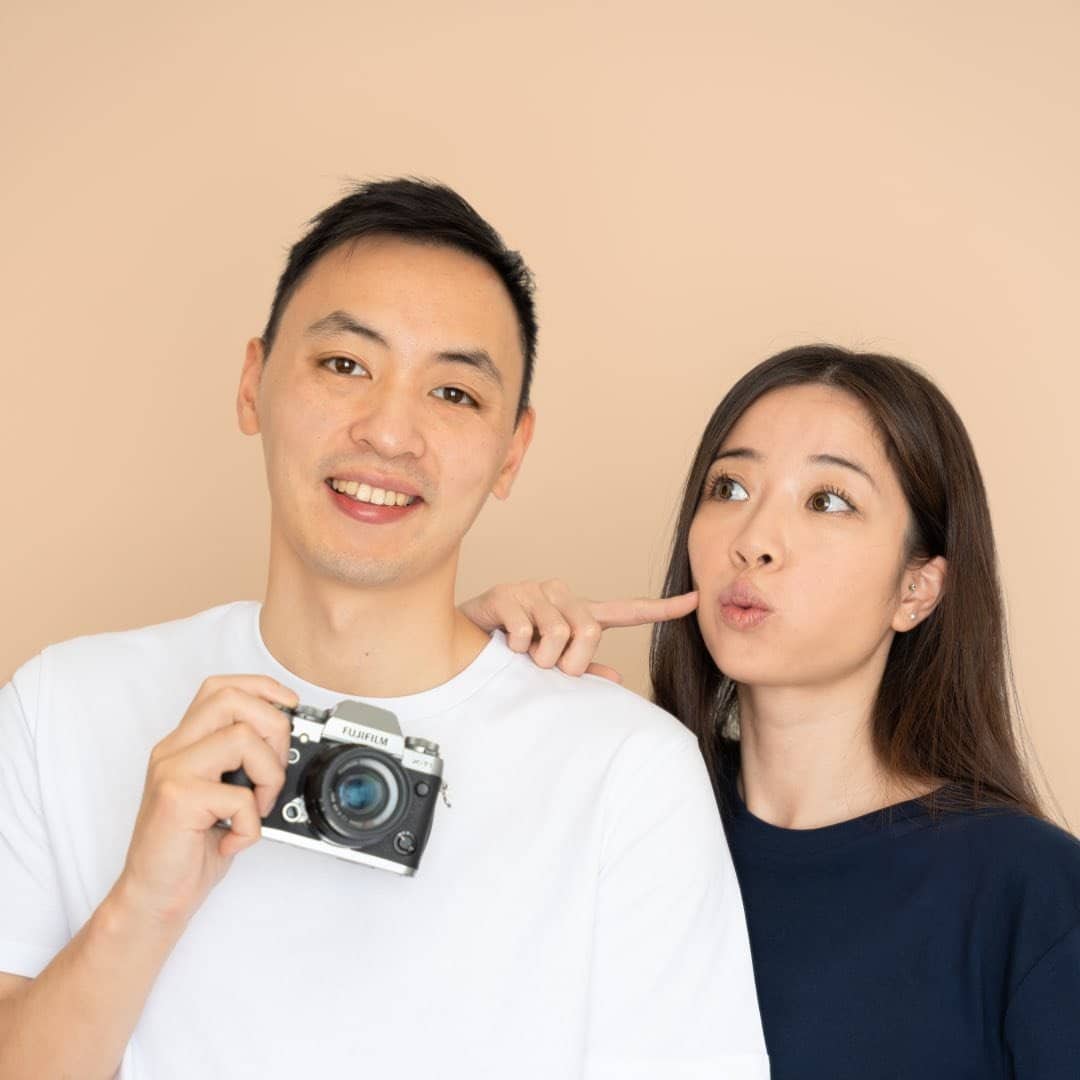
[2,1,1077,820]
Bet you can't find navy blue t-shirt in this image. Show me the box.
[722,776,1080,1079]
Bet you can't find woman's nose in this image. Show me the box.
[730,507,783,569]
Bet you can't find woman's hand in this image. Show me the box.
[460,580,699,683]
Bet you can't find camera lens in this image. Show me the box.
[337,772,387,816]
[305,747,406,844]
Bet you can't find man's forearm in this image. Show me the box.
[0,879,187,1080]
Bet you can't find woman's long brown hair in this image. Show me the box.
[650,344,1044,819]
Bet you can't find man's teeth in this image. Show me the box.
[330,479,417,507]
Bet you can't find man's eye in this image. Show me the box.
[710,474,749,501]
[431,386,478,408]
[322,357,368,376]
[809,489,855,513]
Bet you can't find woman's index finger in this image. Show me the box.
[590,591,699,628]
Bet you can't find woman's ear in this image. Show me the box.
[893,555,948,632]
[237,337,266,436]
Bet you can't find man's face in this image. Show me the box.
[237,236,533,589]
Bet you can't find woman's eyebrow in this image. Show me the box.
[713,447,761,462]
[713,447,878,490]
[809,453,877,490]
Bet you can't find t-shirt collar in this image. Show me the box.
[246,602,515,724]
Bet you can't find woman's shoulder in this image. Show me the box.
[933,801,1080,928]
[938,799,1079,860]
[947,807,1080,1014]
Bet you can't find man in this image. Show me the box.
[0,180,768,1078]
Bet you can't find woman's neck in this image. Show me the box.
[735,672,933,830]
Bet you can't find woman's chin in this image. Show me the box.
[703,633,795,688]
[704,648,771,687]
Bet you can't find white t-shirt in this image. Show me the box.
[0,601,768,1079]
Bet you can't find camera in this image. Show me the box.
[222,699,443,875]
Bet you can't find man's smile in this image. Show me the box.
[325,478,425,524]
[327,476,422,507]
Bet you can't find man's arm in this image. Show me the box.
[585,725,769,1080]
[0,671,297,1080]
[0,885,187,1080]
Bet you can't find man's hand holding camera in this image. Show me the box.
[117,675,298,926]
[0,675,299,1080]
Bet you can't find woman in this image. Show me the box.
[464,344,1080,1078]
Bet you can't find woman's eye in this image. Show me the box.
[809,490,854,513]
[711,475,749,502]
[431,386,478,408]
[322,356,368,376]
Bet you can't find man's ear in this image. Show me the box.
[491,406,535,500]
[893,554,948,632]
[237,337,266,436]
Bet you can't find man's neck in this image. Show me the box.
[258,556,490,699]
[736,649,932,830]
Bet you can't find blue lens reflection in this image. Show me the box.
[338,773,384,814]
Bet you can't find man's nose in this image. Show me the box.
[348,381,426,460]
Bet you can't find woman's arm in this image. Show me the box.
[460,579,698,682]
[1005,922,1080,1077]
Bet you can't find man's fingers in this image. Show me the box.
[146,774,263,855]
[189,674,298,711]
[168,723,286,817]
[186,781,265,858]
[162,686,295,763]
[590,591,699,629]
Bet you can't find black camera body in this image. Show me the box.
[222,699,443,876]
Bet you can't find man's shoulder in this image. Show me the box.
[491,640,695,750]
[46,600,251,663]
[14,601,257,702]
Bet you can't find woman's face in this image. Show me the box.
[688,383,922,690]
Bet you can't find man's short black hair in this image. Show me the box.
[261,178,538,420]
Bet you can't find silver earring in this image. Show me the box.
[908,583,917,593]
[910,612,917,621]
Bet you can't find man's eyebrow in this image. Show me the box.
[304,310,389,347]
[302,310,502,388]
[434,349,503,388]
[713,447,878,489]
